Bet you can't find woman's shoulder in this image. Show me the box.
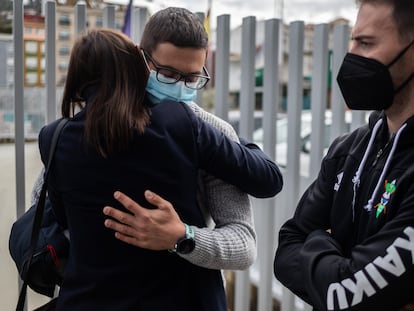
[39,118,67,144]
[149,101,198,130]
[151,100,194,115]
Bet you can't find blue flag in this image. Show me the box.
[122,0,133,37]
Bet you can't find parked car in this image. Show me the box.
[228,110,264,134]
[253,110,353,176]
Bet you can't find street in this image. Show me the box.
[0,141,51,310]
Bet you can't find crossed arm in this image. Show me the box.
[274,166,414,310]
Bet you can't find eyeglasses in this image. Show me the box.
[141,49,210,90]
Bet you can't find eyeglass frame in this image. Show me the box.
[141,49,210,90]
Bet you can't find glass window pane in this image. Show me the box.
[26,57,37,69]
[25,41,37,53]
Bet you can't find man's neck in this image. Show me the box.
[386,88,414,133]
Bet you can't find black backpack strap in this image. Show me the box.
[16,118,69,311]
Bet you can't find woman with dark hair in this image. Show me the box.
[38,29,282,311]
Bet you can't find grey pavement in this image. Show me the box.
[0,142,52,310]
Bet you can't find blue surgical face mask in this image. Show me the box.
[146,70,197,105]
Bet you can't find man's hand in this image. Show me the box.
[103,190,186,251]
[401,302,414,311]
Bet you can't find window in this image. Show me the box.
[36,28,44,36]
[59,45,70,55]
[26,72,38,84]
[95,18,103,27]
[59,14,71,26]
[25,41,37,54]
[58,60,69,71]
[25,57,37,70]
[59,30,70,40]
[40,58,45,70]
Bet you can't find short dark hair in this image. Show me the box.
[62,29,150,157]
[140,7,208,54]
[356,0,414,41]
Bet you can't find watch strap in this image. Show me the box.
[168,224,194,253]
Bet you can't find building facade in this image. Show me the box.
[0,34,13,88]
[9,4,127,88]
[55,5,126,86]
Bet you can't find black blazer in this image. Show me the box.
[39,100,282,311]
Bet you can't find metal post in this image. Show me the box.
[238,16,256,141]
[330,23,349,140]
[309,24,329,179]
[131,7,148,44]
[234,15,256,311]
[13,0,26,309]
[45,0,56,123]
[281,20,305,311]
[14,0,25,219]
[103,5,116,29]
[214,14,230,121]
[195,12,205,107]
[74,1,87,36]
[258,18,280,311]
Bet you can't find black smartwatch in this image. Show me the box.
[169,224,195,254]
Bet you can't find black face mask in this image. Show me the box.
[337,41,414,111]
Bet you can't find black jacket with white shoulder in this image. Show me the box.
[275,110,414,311]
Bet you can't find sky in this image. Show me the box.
[108,0,359,28]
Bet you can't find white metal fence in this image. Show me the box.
[3,1,369,310]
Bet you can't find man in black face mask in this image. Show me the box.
[274,1,414,310]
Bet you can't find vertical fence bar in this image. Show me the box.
[131,7,147,44]
[132,6,139,43]
[330,23,349,140]
[103,5,116,29]
[309,23,329,180]
[281,20,304,311]
[262,19,279,160]
[14,0,25,218]
[234,15,256,311]
[74,1,87,36]
[13,0,26,309]
[214,14,230,120]
[238,16,256,141]
[257,18,280,311]
[351,110,367,131]
[45,0,56,123]
[195,12,205,107]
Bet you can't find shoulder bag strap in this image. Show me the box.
[16,118,69,311]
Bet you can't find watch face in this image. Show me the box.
[177,238,195,254]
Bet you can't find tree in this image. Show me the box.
[0,0,12,34]
[0,0,12,11]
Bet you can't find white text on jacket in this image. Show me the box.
[326,226,414,310]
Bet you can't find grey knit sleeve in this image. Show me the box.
[179,103,257,270]
[31,168,45,206]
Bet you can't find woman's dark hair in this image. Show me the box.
[140,7,208,54]
[61,29,149,157]
[356,0,414,41]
